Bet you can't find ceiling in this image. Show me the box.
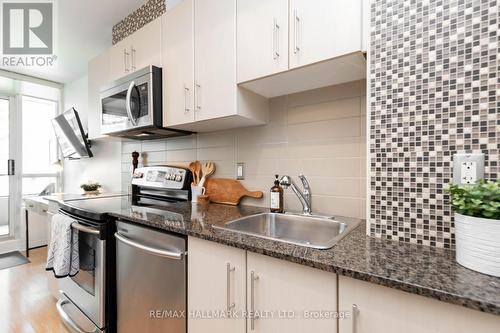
[0,0,147,84]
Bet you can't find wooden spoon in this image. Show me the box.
[189,161,198,185]
[194,161,202,186]
[199,162,215,187]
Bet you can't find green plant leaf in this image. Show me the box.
[446,180,500,220]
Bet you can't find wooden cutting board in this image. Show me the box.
[205,178,263,205]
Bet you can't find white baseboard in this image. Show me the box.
[29,238,48,249]
[0,238,22,254]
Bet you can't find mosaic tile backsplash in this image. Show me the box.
[112,0,165,44]
[370,0,499,248]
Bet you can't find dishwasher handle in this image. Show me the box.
[115,232,185,260]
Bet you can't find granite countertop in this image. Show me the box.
[107,201,500,316]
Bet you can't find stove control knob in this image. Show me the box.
[175,175,183,182]
[165,174,172,180]
[132,172,143,179]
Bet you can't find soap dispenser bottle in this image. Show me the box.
[270,174,284,213]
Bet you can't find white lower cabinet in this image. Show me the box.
[188,237,246,333]
[188,237,337,333]
[338,275,500,333]
[247,252,338,333]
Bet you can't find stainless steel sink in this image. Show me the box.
[213,212,361,249]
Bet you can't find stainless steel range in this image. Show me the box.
[54,166,192,333]
[56,197,124,333]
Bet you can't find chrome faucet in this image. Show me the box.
[279,174,312,215]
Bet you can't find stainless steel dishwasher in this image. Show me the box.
[115,220,186,333]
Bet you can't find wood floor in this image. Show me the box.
[0,247,69,333]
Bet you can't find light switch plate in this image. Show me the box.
[453,153,485,184]
[236,162,244,180]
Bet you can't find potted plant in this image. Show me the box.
[448,180,500,277]
[80,182,102,195]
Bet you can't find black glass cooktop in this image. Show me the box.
[60,196,131,221]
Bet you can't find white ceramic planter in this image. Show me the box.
[455,213,500,277]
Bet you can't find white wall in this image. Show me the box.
[63,76,122,193]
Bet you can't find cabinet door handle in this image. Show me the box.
[226,263,235,312]
[273,18,280,60]
[250,270,259,330]
[352,304,359,333]
[184,85,191,113]
[195,82,201,111]
[131,46,136,71]
[124,49,130,72]
[293,9,300,54]
[7,159,14,175]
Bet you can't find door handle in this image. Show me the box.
[250,270,259,330]
[131,46,136,71]
[293,9,300,54]
[115,232,184,260]
[195,82,201,110]
[352,304,359,333]
[7,159,14,175]
[184,85,191,113]
[125,81,138,126]
[71,222,100,236]
[56,296,101,333]
[226,263,235,312]
[273,18,280,60]
[123,49,130,72]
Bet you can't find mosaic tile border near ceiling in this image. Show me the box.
[369,0,499,248]
[112,0,165,45]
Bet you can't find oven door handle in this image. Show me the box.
[56,297,101,333]
[115,232,184,260]
[125,80,138,126]
[72,222,100,236]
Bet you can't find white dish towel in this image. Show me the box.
[46,213,79,277]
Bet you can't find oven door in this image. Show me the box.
[58,222,106,330]
[100,72,153,135]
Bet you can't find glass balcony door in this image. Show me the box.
[0,97,15,237]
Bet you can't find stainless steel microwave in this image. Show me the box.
[99,66,192,139]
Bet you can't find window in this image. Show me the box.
[21,96,59,195]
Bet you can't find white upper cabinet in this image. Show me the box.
[237,0,365,98]
[109,37,131,81]
[109,17,162,81]
[247,252,337,333]
[193,0,237,122]
[131,18,162,71]
[161,0,268,132]
[237,0,289,83]
[289,0,362,69]
[161,2,195,127]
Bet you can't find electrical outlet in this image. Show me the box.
[453,153,485,184]
[461,161,477,184]
[236,162,244,180]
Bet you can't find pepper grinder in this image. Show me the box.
[132,151,139,174]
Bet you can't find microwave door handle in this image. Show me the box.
[125,81,138,126]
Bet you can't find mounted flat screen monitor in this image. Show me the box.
[52,107,93,159]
